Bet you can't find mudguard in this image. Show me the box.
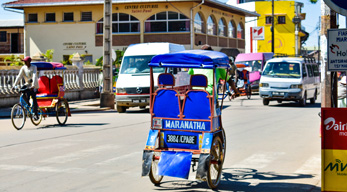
[196,153,211,181]
[141,150,154,176]
[157,151,192,179]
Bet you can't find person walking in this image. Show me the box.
[338,76,347,108]
[13,56,39,119]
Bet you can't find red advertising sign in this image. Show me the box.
[321,108,347,191]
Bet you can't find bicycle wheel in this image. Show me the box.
[149,136,163,185]
[207,136,224,189]
[56,100,68,125]
[11,103,26,130]
[30,108,43,126]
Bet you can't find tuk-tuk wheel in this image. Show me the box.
[149,137,163,186]
[207,136,224,189]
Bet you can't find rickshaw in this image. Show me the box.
[235,63,252,99]
[11,62,71,130]
[141,50,228,189]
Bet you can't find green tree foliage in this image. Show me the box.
[309,0,317,3]
[42,49,54,62]
[4,55,24,66]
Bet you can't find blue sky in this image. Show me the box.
[0,0,345,48]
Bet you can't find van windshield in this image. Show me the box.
[235,60,262,72]
[262,62,301,78]
[120,55,165,74]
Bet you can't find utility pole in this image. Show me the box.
[271,0,275,53]
[320,0,337,108]
[100,0,115,109]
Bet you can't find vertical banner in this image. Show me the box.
[321,108,347,192]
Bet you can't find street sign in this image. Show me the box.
[327,29,347,71]
[251,26,264,40]
[323,0,347,16]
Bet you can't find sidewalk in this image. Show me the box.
[0,98,113,118]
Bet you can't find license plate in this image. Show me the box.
[166,134,197,145]
[133,100,139,103]
[273,92,284,96]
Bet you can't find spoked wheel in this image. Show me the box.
[30,108,43,126]
[11,103,26,130]
[56,100,68,125]
[207,136,224,189]
[149,137,163,185]
[246,86,252,99]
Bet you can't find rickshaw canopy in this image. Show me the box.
[149,50,230,69]
[32,62,66,70]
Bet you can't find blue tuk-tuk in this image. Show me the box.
[141,50,229,189]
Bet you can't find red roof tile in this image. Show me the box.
[5,0,98,5]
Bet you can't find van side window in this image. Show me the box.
[302,64,307,77]
[307,64,313,77]
[312,64,319,76]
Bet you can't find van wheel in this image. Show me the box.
[310,91,317,104]
[263,99,270,106]
[117,105,126,113]
[299,93,307,107]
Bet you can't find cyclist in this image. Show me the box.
[227,57,240,97]
[12,56,39,120]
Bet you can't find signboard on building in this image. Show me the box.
[251,26,264,40]
[323,0,347,16]
[321,108,347,192]
[327,29,347,71]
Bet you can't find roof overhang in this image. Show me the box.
[3,0,260,17]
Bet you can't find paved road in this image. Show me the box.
[0,96,321,192]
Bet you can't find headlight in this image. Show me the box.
[290,84,303,89]
[116,88,126,93]
[260,83,269,87]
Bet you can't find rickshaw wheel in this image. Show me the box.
[149,137,163,185]
[11,103,26,130]
[207,136,224,189]
[149,151,163,185]
[30,108,43,126]
[56,100,68,125]
[246,86,251,99]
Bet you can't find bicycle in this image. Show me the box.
[11,85,43,130]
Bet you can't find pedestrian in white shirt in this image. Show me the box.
[338,76,347,108]
[13,56,39,119]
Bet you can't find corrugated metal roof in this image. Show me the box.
[3,0,260,17]
[0,19,24,28]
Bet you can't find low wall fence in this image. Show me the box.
[0,67,101,108]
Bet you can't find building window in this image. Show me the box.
[266,16,273,24]
[145,11,190,33]
[0,31,6,42]
[96,13,140,34]
[237,22,244,39]
[278,16,286,24]
[218,18,227,37]
[207,16,216,35]
[46,13,56,22]
[228,20,236,38]
[81,12,92,21]
[28,13,38,23]
[194,12,204,33]
[63,12,74,22]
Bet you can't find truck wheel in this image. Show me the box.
[117,105,126,113]
[263,99,270,106]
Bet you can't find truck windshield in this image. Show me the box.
[262,62,301,78]
[120,55,165,74]
[235,60,262,72]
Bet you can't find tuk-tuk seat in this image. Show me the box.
[153,73,180,118]
[183,75,211,120]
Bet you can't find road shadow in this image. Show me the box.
[150,168,320,192]
[38,123,109,129]
[267,102,321,108]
